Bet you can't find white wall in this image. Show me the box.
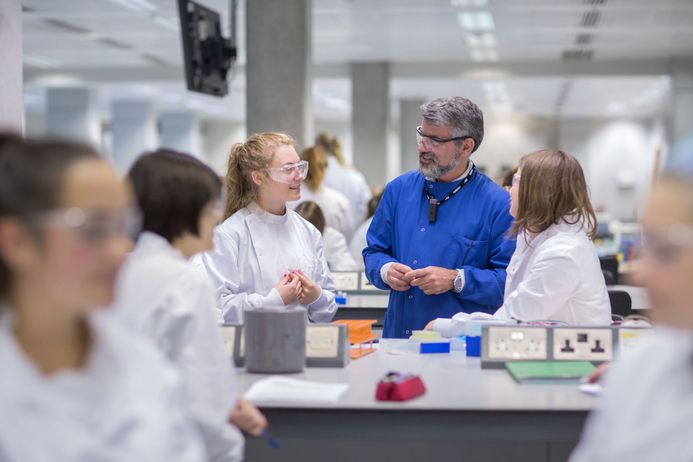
[201,120,246,175]
[475,116,553,179]
[559,117,667,221]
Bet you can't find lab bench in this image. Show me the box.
[239,339,596,462]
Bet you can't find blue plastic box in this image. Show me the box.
[419,342,451,354]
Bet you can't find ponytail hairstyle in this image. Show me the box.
[510,149,598,240]
[301,146,328,192]
[0,134,101,297]
[315,132,346,166]
[224,132,295,219]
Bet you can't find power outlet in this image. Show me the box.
[552,328,613,361]
[486,326,548,360]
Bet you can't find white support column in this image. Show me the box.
[399,99,425,174]
[351,62,390,187]
[671,59,693,144]
[111,100,158,174]
[159,112,201,157]
[0,0,23,132]
[245,0,312,146]
[46,88,101,146]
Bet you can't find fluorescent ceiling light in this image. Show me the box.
[451,0,489,7]
[153,15,180,31]
[470,48,499,62]
[466,32,496,47]
[107,0,158,14]
[24,54,60,69]
[457,11,495,30]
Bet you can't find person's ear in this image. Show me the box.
[250,171,264,187]
[464,138,475,155]
[0,219,37,274]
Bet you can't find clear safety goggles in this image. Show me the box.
[27,207,142,245]
[416,126,471,150]
[264,160,309,184]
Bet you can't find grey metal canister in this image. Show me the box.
[244,307,307,373]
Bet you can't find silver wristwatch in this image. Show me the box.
[453,269,465,293]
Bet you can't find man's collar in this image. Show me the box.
[425,160,474,182]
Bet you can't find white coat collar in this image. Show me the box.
[135,231,186,262]
[247,201,290,225]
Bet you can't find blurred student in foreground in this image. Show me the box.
[0,135,205,461]
[570,139,693,462]
[114,150,267,462]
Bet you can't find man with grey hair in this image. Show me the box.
[363,96,515,338]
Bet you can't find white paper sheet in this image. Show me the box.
[244,376,349,404]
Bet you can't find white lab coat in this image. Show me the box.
[113,232,243,462]
[324,156,372,225]
[200,202,338,324]
[323,226,359,271]
[433,220,611,337]
[0,309,206,462]
[349,216,372,270]
[570,327,693,462]
[288,183,356,242]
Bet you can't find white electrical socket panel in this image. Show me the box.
[332,272,360,291]
[553,328,613,361]
[487,327,548,360]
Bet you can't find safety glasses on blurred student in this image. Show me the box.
[27,207,142,245]
[643,224,693,264]
[264,160,309,184]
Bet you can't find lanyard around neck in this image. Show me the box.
[425,165,476,224]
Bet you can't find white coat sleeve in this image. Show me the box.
[354,173,372,225]
[495,250,579,322]
[306,229,338,323]
[431,312,471,338]
[174,272,244,462]
[336,198,356,243]
[201,228,284,324]
[325,229,360,271]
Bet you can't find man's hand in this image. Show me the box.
[404,266,457,295]
[386,263,413,291]
[230,398,268,437]
[424,320,435,330]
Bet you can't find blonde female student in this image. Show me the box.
[0,135,205,461]
[200,132,338,324]
[429,149,611,336]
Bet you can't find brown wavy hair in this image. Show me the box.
[300,146,329,192]
[315,132,346,166]
[294,201,326,234]
[224,132,295,219]
[510,149,598,240]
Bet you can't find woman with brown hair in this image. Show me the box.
[199,133,337,325]
[429,149,611,336]
[288,146,355,242]
[315,132,372,225]
[294,201,359,271]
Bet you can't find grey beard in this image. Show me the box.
[419,150,462,179]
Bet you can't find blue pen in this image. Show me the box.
[261,429,280,450]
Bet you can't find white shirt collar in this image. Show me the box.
[425,160,474,182]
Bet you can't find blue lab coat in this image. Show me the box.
[363,169,516,338]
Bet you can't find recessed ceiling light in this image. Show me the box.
[466,32,496,47]
[470,48,499,62]
[451,0,489,7]
[24,54,60,69]
[106,0,158,14]
[457,12,495,31]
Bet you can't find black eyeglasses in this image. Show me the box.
[416,126,471,148]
